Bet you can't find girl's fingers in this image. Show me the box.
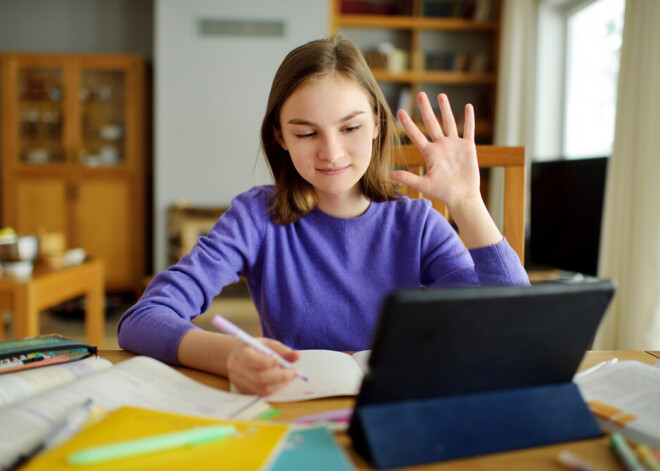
[229,346,298,396]
[463,103,475,142]
[397,109,429,150]
[417,92,443,141]
[437,93,459,137]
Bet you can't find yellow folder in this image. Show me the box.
[22,406,289,471]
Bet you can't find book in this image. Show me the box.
[232,350,371,403]
[574,360,660,448]
[0,355,272,468]
[267,425,355,471]
[21,406,289,471]
[0,356,112,407]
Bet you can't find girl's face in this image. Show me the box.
[276,74,379,213]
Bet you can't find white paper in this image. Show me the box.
[0,356,112,407]
[575,360,660,448]
[265,350,368,403]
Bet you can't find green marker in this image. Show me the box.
[610,433,645,471]
[67,424,237,466]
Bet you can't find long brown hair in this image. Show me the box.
[261,35,401,224]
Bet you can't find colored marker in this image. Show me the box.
[6,398,94,471]
[293,408,353,425]
[556,450,599,471]
[610,433,645,471]
[211,314,308,382]
[636,443,660,471]
[67,424,237,465]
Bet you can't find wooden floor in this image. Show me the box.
[1,294,261,349]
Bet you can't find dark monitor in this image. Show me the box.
[528,157,608,276]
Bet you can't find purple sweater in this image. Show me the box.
[118,186,529,365]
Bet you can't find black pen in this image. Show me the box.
[6,398,94,471]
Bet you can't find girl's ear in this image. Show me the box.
[274,126,288,150]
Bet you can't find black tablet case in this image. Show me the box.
[349,280,615,469]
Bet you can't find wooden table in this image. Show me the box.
[99,349,659,470]
[0,259,105,346]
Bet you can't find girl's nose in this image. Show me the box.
[318,134,344,162]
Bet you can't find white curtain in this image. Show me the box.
[593,0,660,350]
[489,0,537,232]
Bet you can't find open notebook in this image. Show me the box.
[232,350,371,402]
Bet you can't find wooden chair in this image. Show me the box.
[393,145,526,263]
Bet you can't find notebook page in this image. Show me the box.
[266,350,365,402]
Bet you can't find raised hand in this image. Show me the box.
[392,92,503,249]
[391,92,482,211]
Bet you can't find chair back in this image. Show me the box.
[393,145,526,263]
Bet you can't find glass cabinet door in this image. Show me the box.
[79,69,126,167]
[17,66,66,165]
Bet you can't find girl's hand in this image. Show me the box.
[226,338,301,396]
[392,92,503,249]
[391,92,481,212]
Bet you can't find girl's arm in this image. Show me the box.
[391,92,502,249]
[177,328,300,396]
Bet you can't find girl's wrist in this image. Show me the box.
[448,196,503,249]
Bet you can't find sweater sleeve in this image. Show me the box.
[469,238,530,286]
[116,187,270,365]
[420,204,530,287]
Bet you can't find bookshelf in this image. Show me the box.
[0,53,149,292]
[329,0,501,144]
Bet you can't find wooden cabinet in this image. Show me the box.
[1,54,148,292]
[330,0,501,144]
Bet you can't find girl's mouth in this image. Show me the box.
[317,165,350,176]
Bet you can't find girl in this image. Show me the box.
[118,35,529,396]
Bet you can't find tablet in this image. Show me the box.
[354,280,615,406]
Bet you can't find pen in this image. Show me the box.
[0,355,70,373]
[293,408,353,425]
[636,443,660,471]
[573,358,618,380]
[556,450,599,471]
[211,314,308,382]
[66,424,237,466]
[610,433,645,471]
[6,398,94,471]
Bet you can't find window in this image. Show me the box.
[563,0,625,158]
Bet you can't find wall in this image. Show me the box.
[154,0,327,272]
[0,0,153,56]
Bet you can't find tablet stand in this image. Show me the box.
[349,382,602,469]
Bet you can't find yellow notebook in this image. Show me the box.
[22,406,289,471]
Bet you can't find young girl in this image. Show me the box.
[118,35,529,396]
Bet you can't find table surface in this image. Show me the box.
[98,349,658,470]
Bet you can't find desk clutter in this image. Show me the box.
[0,337,352,471]
[2,281,660,470]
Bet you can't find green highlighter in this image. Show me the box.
[67,424,237,466]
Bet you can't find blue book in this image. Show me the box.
[267,425,354,471]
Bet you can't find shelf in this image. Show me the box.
[372,69,496,84]
[336,14,498,31]
[331,0,500,144]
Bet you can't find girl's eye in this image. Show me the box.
[295,132,315,139]
[344,125,360,133]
